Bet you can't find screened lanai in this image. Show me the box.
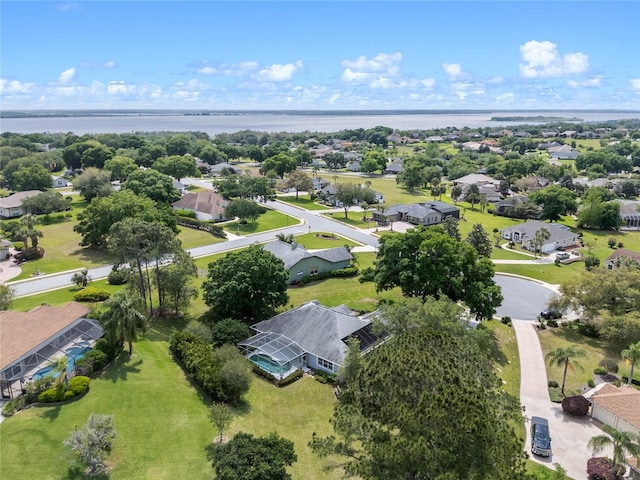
[238,332,305,378]
[1,303,103,399]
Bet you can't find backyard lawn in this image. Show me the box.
[0,334,342,480]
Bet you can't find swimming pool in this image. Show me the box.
[250,354,290,374]
[30,346,93,381]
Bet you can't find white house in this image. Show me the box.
[501,220,580,253]
[52,176,70,188]
[590,383,640,436]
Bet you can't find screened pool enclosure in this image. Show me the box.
[238,332,305,378]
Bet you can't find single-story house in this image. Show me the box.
[1,239,12,260]
[501,220,580,253]
[619,200,640,230]
[0,302,104,399]
[383,160,403,174]
[208,162,240,176]
[0,190,43,219]
[346,161,361,172]
[548,144,581,160]
[604,248,640,269]
[263,240,352,284]
[171,190,229,221]
[494,195,538,217]
[372,201,460,227]
[238,300,386,377]
[590,383,640,436]
[452,173,501,188]
[173,180,188,195]
[460,183,502,203]
[52,176,70,188]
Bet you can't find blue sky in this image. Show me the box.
[1,1,639,110]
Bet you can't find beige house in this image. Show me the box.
[0,190,42,219]
[171,190,229,221]
[590,384,640,435]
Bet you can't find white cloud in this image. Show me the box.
[630,79,640,91]
[172,79,210,92]
[442,63,462,81]
[197,66,218,75]
[107,81,136,95]
[495,92,515,104]
[567,76,602,88]
[80,60,116,69]
[487,76,505,84]
[341,52,402,73]
[420,78,436,89]
[328,93,341,104]
[0,78,36,94]
[256,61,302,82]
[58,68,76,84]
[519,40,589,78]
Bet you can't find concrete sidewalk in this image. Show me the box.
[513,320,610,479]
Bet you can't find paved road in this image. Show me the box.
[514,319,610,479]
[494,275,557,321]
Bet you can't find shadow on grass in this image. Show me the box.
[39,404,63,422]
[477,325,509,366]
[62,465,109,480]
[99,352,143,383]
[145,315,191,342]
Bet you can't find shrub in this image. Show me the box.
[299,267,358,285]
[67,376,90,395]
[175,208,196,218]
[588,379,596,388]
[577,321,600,338]
[538,320,546,330]
[314,370,338,385]
[548,380,559,388]
[38,386,65,403]
[500,316,512,325]
[176,216,226,238]
[587,457,617,480]
[73,287,111,302]
[561,395,590,416]
[607,237,617,248]
[74,350,106,376]
[275,369,303,387]
[617,242,624,248]
[358,266,376,283]
[1,397,25,416]
[585,256,600,270]
[94,338,121,362]
[13,241,24,251]
[593,367,607,375]
[546,319,559,328]
[598,358,619,374]
[107,266,129,285]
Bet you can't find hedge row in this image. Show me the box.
[177,216,227,238]
[73,287,111,302]
[298,267,358,285]
[38,376,91,403]
[251,363,303,387]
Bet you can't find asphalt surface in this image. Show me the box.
[494,274,557,321]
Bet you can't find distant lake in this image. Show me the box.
[1,111,638,135]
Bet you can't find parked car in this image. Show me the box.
[540,309,562,320]
[556,252,570,260]
[530,416,552,457]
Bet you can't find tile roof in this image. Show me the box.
[591,384,640,430]
[0,302,90,370]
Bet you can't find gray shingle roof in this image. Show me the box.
[501,220,576,244]
[263,240,352,269]
[0,190,43,208]
[250,301,371,365]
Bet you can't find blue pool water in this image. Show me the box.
[30,346,92,381]
[250,354,290,374]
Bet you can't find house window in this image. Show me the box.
[317,357,334,371]
[310,266,318,275]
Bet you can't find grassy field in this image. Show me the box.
[322,210,371,229]
[493,262,586,285]
[0,337,342,480]
[290,232,359,249]
[276,195,330,211]
[538,325,632,396]
[223,208,299,235]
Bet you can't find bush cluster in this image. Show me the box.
[176,216,226,238]
[561,395,590,416]
[107,267,129,285]
[94,338,122,363]
[1,397,25,416]
[500,316,512,325]
[73,287,111,302]
[299,267,358,285]
[37,376,90,403]
[598,358,619,374]
[314,370,338,385]
[563,319,600,338]
[587,457,618,480]
[74,349,107,376]
[548,380,559,388]
[170,331,250,404]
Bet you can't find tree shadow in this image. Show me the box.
[476,324,509,366]
[62,465,110,480]
[97,352,143,383]
[39,404,62,422]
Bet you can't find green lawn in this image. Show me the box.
[277,195,330,211]
[491,246,536,260]
[224,208,299,235]
[292,233,359,249]
[494,262,586,285]
[323,210,371,229]
[0,332,343,479]
[177,225,226,250]
[538,326,632,396]
[10,279,125,311]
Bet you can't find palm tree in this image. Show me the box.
[545,345,587,396]
[622,341,640,384]
[20,214,43,251]
[532,227,551,258]
[101,291,146,355]
[50,356,69,390]
[71,269,92,289]
[588,424,640,477]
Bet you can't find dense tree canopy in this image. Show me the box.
[374,226,502,319]
[104,155,138,181]
[210,432,297,480]
[259,153,297,178]
[311,298,524,480]
[151,154,198,180]
[122,168,181,204]
[11,163,53,191]
[225,199,262,223]
[529,185,577,222]
[202,245,289,321]
[21,190,71,215]
[74,190,177,248]
[73,167,113,201]
[280,170,313,199]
